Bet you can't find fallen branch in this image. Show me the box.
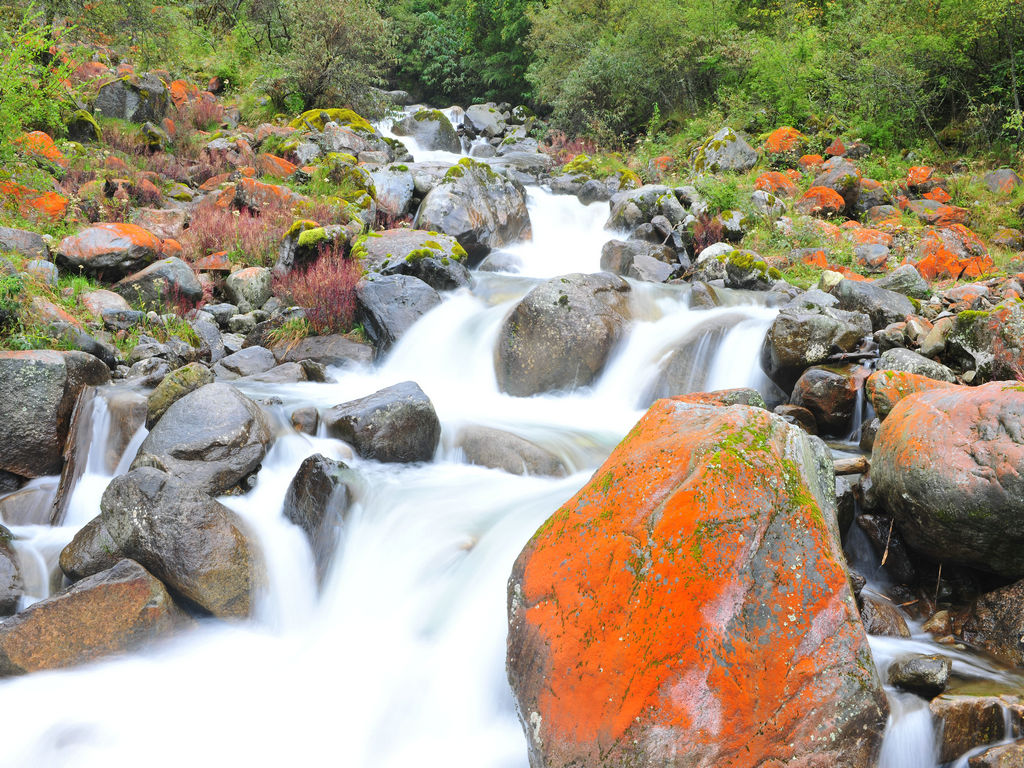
[834,456,869,475]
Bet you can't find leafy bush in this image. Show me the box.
[181,200,294,267]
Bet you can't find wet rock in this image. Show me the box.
[813,159,862,212]
[865,368,957,419]
[970,741,1024,767]
[132,382,272,496]
[465,104,507,138]
[392,109,460,153]
[856,513,918,585]
[413,159,531,261]
[189,316,225,364]
[872,381,1024,578]
[945,303,1024,382]
[957,579,1024,669]
[0,559,188,676]
[291,407,319,435]
[860,417,880,452]
[508,401,887,768]
[282,454,355,580]
[760,306,872,392]
[456,425,567,477]
[887,655,951,698]
[495,272,631,396]
[101,468,264,618]
[211,346,277,380]
[605,185,678,231]
[0,350,111,478]
[647,314,752,401]
[59,516,122,581]
[860,595,911,637]
[831,278,914,331]
[115,256,203,309]
[146,363,216,429]
[56,223,162,280]
[0,529,22,616]
[790,364,866,435]
[357,229,471,291]
[325,381,440,463]
[877,347,956,382]
[271,334,374,368]
[599,240,678,280]
[774,403,817,434]
[356,274,441,352]
[930,694,1024,764]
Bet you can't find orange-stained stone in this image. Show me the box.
[906,166,936,187]
[56,222,162,279]
[199,173,233,192]
[168,79,199,109]
[0,182,68,222]
[798,154,824,171]
[923,187,952,203]
[866,369,957,419]
[508,400,888,768]
[650,155,673,172]
[233,177,303,212]
[825,137,846,156]
[160,238,183,258]
[194,252,232,271]
[70,60,109,83]
[846,227,893,247]
[16,131,68,168]
[255,153,299,179]
[104,156,128,173]
[162,117,177,141]
[764,126,805,154]
[795,186,845,217]
[754,171,798,197]
[798,248,869,281]
[910,225,993,281]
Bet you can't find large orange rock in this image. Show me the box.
[508,400,888,768]
[910,225,993,281]
[56,222,163,280]
[872,381,1024,577]
[15,131,68,168]
[764,126,805,155]
[0,559,188,676]
[0,181,68,222]
[795,186,845,217]
[865,369,957,419]
[945,303,1024,381]
[754,170,799,197]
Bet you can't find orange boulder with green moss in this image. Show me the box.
[865,369,957,419]
[508,399,888,768]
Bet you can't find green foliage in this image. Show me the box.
[0,9,70,164]
[696,176,740,214]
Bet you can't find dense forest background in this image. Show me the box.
[3,0,1024,156]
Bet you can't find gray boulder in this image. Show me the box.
[392,109,460,153]
[495,272,631,396]
[0,350,110,478]
[283,454,356,581]
[760,306,872,392]
[465,104,507,138]
[101,468,263,618]
[877,348,956,383]
[59,516,122,581]
[356,229,471,291]
[694,127,757,172]
[830,279,914,331]
[212,346,277,380]
[94,73,170,123]
[115,257,203,309]
[599,240,678,281]
[356,274,441,352]
[874,264,930,300]
[370,166,415,218]
[456,425,567,477]
[272,334,373,368]
[131,382,272,496]
[0,226,48,259]
[324,381,441,463]
[413,159,532,261]
[887,655,951,699]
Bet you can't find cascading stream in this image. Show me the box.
[0,118,1011,768]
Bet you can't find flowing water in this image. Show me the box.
[0,119,1017,767]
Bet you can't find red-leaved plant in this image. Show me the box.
[181,197,295,266]
[272,244,360,335]
[692,213,725,255]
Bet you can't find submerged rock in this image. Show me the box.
[508,399,887,768]
[887,655,951,698]
[282,454,355,581]
[455,425,567,477]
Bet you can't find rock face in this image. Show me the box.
[831,279,913,331]
[495,273,631,396]
[930,694,1024,764]
[60,516,122,581]
[0,350,111,478]
[391,109,460,153]
[790,364,867,435]
[356,274,441,352]
[132,383,272,495]
[101,468,263,618]
[146,362,216,428]
[356,229,471,291]
[94,73,170,123]
[877,347,956,383]
[282,454,354,580]
[455,425,567,477]
[413,159,532,261]
[945,303,1024,382]
[508,400,888,768]
[872,381,1024,578]
[324,381,441,463]
[865,369,956,419]
[695,127,758,172]
[0,531,22,616]
[57,223,163,280]
[0,559,187,676]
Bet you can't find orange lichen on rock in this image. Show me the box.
[168,79,199,109]
[798,248,868,281]
[754,171,799,197]
[0,181,68,221]
[507,400,888,768]
[799,154,824,171]
[910,225,993,281]
[764,126,805,154]
[255,154,298,179]
[825,137,846,156]
[16,132,68,168]
[866,369,958,419]
[846,227,893,247]
[795,186,845,216]
[923,187,952,203]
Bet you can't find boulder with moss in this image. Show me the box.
[693,126,758,172]
[94,73,170,124]
[353,228,470,291]
[392,109,460,153]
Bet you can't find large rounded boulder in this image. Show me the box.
[282,454,356,580]
[413,158,532,262]
[495,272,631,396]
[391,109,460,153]
[131,382,272,495]
[355,228,471,291]
[508,399,888,768]
[100,467,264,618]
[0,350,111,478]
[56,223,163,280]
[324,381,441,463]
[872,381,1024,578]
